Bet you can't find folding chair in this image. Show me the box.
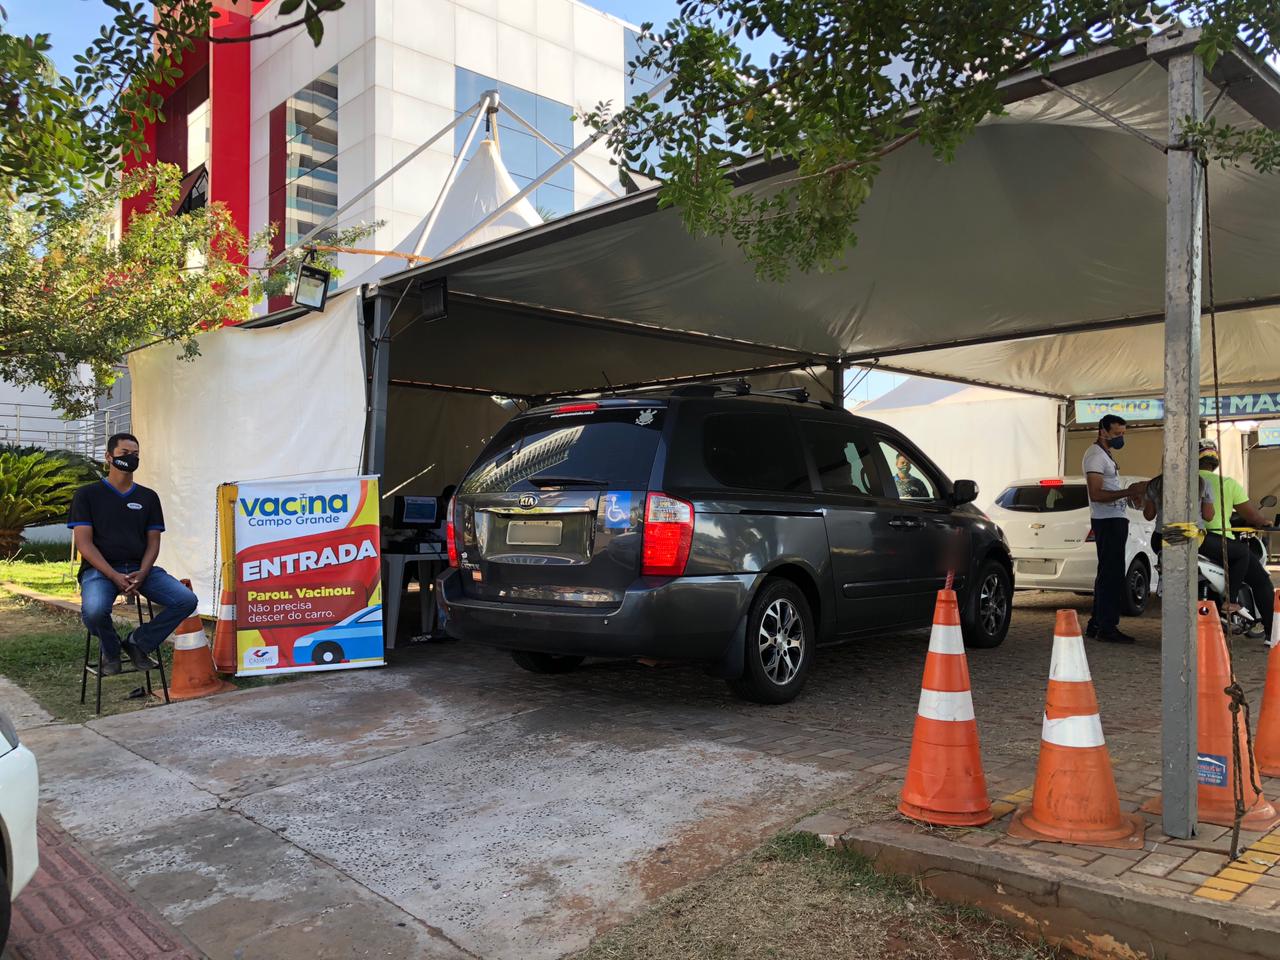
[80,595,170,714]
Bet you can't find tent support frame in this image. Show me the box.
[1158,37,1205,840]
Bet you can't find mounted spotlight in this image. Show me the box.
[293,250,331,312]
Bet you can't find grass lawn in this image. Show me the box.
[0,550,81,599]
[573,832,1060,960]
[0,590,291,723]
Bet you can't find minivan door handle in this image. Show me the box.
[888,516,925,529]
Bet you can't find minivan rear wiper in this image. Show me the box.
[528,476,605,487]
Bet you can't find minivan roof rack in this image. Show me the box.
[669,379,841,410]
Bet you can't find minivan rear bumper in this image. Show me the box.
[436,568,756,660]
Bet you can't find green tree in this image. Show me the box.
[0,448,97,554]
[0,163,370,418]
[591,2,1280,279]
[1,0,343,207]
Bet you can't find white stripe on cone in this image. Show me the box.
[1048,634,1092,682]
[1041,712,1106,748]
[172,627,209,651]
[927,623,965,656]
[218,605,235,620]
[917,688,976,723]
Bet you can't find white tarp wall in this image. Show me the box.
[859,383,1061,510]
[129,292,366,614]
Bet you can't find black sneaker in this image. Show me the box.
[1085,620,1099,639]
[1097,629,1136,644]
[101,658,122,676]
[121,639,157,670]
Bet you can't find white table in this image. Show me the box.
[383,545,447,649]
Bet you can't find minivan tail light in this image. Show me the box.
[642,493,694,576]
[446,499,459,567]
[1039,478,1064,487]
[554,402,599,414]
[1085,527,1095,543]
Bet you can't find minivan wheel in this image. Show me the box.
[511,651,586,674]
[1122,557,1150,617]
[728,579,813,705]
[962,559,1012,649]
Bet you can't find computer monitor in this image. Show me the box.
[393,495,439,527]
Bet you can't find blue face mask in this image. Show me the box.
[1108,435,1126,450]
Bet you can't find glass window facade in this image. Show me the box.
[283,66,339,245]
[454,67,574,220]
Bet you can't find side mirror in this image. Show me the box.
[952,479,979,506]
[1260,495,1277,509]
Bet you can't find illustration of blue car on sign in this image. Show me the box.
[292,605,384,666]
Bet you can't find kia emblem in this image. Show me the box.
[519,494,538,508]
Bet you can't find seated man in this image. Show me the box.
[68,433,198,675]
[893,453,929,499]
[1199,439,1276,642]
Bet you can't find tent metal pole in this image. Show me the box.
[412,92,498,257]
[269,100,486,269]
[498,103,622,200]
[1158,38,1204,840]
[438,75,674,259]
[365,292,394,477]
[830,362,846,405]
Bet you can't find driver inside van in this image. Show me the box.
[894,454,930,499]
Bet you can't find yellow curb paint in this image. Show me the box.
[1244,849,1280,864]
[989,801,1016,819]
[1217,868,1261,885]
[1198,885,1249,901]
[1248,836,1280,852]
[1194,886,1238,902]
[1229,859,1269,874]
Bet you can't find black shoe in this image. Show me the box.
[1085,621,1099,639]
[1096,629,1136,644]
[100,658,122,676]
[121,639,157,670]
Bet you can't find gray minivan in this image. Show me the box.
[436,385,1012,703]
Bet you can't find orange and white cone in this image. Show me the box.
[1251,591,1280,776]
[1143,602,1280,830]
[1008,610,1144,848]
[899,589,992,827]
[165,579,235,702]
[211,587,237,675]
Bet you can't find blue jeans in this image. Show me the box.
[80,565,198,661]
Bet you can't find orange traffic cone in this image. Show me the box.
[165,579,235,701]
[212,586,237,675]
[1251,591,1280,776]
[1143,603,1280,830]
[1008,610,1144,848]
[899,589,992,826]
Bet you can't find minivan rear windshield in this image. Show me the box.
[460,406,664,495]
[995,484,1089,512]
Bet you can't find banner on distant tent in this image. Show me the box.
[233,476,384,676]
[1259,422,1280,447]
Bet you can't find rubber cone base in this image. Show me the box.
[1140,794,1280,832]
[898,799,992,827]
[159,677,236,702]
[1008,804,1145,849]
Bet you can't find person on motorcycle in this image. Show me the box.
[1199,438,1276,642]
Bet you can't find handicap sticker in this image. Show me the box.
[1197,753,1228,787]
[603,492,633,530]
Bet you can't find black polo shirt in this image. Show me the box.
[67,479,165,575]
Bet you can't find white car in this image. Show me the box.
[988,476,1159,615]
[0,708,38,951]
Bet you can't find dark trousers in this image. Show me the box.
[1090,517,1129,632]
[1202,533,1275,638]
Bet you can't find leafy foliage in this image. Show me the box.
[589,2,1280,279]
[1,0,342,207]
[0,449,95,550]
[0,163,371,418]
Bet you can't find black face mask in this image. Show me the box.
[1200,457,1220,472]
[110,453,139,473]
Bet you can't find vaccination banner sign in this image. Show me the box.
[233,476,384,676]
[1259,421,1280,447]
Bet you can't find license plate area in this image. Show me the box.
[1017,558,1057,574]
[506,520,563,546]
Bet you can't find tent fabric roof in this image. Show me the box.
[373,36,1280,403]
[350,139,543,288]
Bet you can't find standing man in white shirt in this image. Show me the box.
[1083,415,1146,643]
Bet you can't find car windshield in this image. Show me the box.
[996,484,1090,512]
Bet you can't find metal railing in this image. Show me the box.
[0,400,131,456]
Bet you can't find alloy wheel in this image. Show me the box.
[758,598,805,686]
[978,572,1009,637]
